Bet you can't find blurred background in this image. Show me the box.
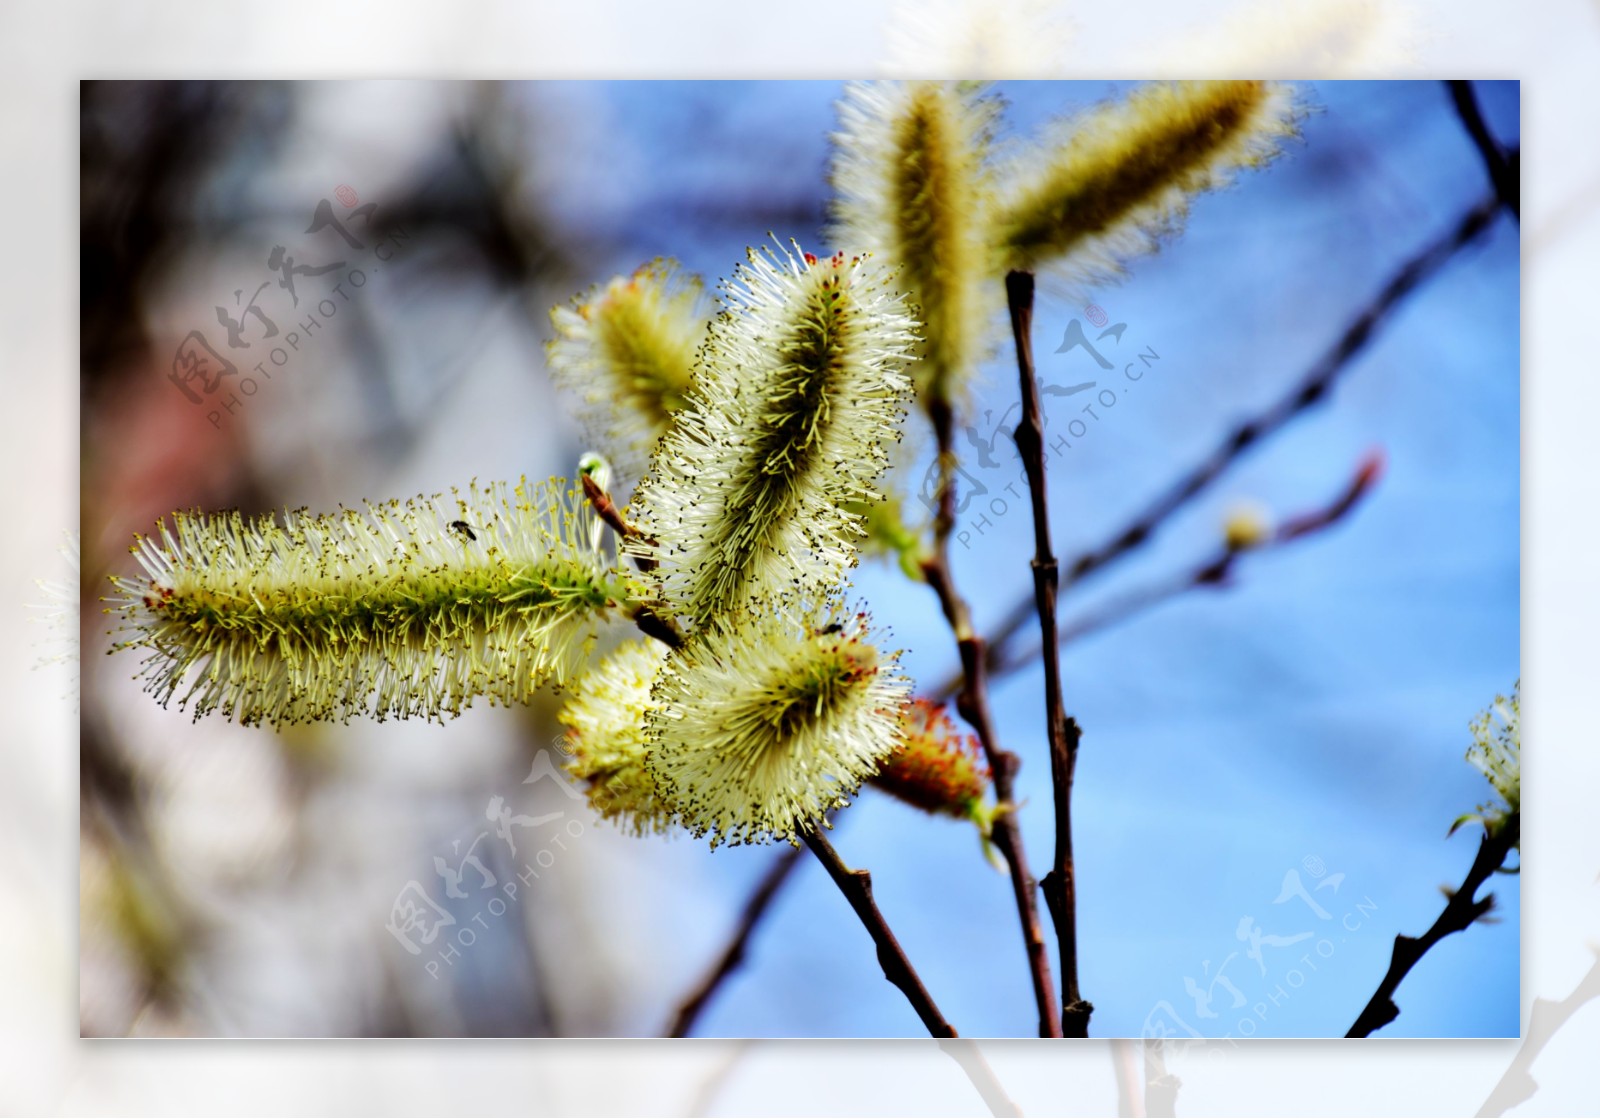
[76,78,1520,1042]
[72,77,1520,1043]
[0,0,1582,1107]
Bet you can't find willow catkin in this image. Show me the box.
[106,477,631,726]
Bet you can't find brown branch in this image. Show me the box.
[631,604,685,650]
[802,829,958,1038]
[580,471,634,538]
[1347,812,1520,1037]
[586,468,684,650]
[1007,269,1091,1038]
[922,397,1063,1038]
[976,194,1502,681]
[582,470,658,572]
[1446,82,1519,221]
[664,845,804,1037]
[941,449,1386,699]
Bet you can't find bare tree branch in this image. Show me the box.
[1446,82,1519,221]
[975,194,1502,682]
[1006,269,1092,1037]
[938,450,1385,699]
[922,396,1063,1038]
[664,846,804,1037]
[803,829,958,1038]
[1347,813,1520,1037]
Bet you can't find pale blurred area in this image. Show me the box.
[73,80,753,1042]
[0,1,1596,1117]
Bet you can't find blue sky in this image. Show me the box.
[549,80,1520,1038]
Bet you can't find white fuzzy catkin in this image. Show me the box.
[625,243,916,627]
[1468,682,1520,817]
[645,603,910,849]
[992,80,1300,290]
[830,81,1002,408]
[106,477,630,727]
[558,637,677,836]
[546,260,709,482]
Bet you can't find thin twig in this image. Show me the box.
[664,846,804,1037]
[976,194,1502,680]
[631,604,685,650]
[580,472,636,539]
[582,469,659,574]
[802,829,958,1038]
[1347,812,1520,1037]
[1446,82,1519,221]
[587,472,684,649]
[1006,270,1091,1038]
[922,397,1063,1038]
[940,449,1385,699]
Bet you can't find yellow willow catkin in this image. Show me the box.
[1461,680,1520,845]
[992,80,1300,287]
[105,477,633,727]
[645,602,910,850]
[546,259,709,480]
[624,243,916,627]
[830,81,1002,409]
[558,637,678,837]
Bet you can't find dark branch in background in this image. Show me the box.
[1446,81,1520,222]
[937,450,1386,700]
[802,830,958,1038]
[665,846,803,1038]
[976,192,1504,681]
[665,845,1021,1110]
[1477,948,1600,1116]
[923,396,1063,1038]
[1347,812,1520,1037]
[1006,270,1092,1038]
[80,83,265,394]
